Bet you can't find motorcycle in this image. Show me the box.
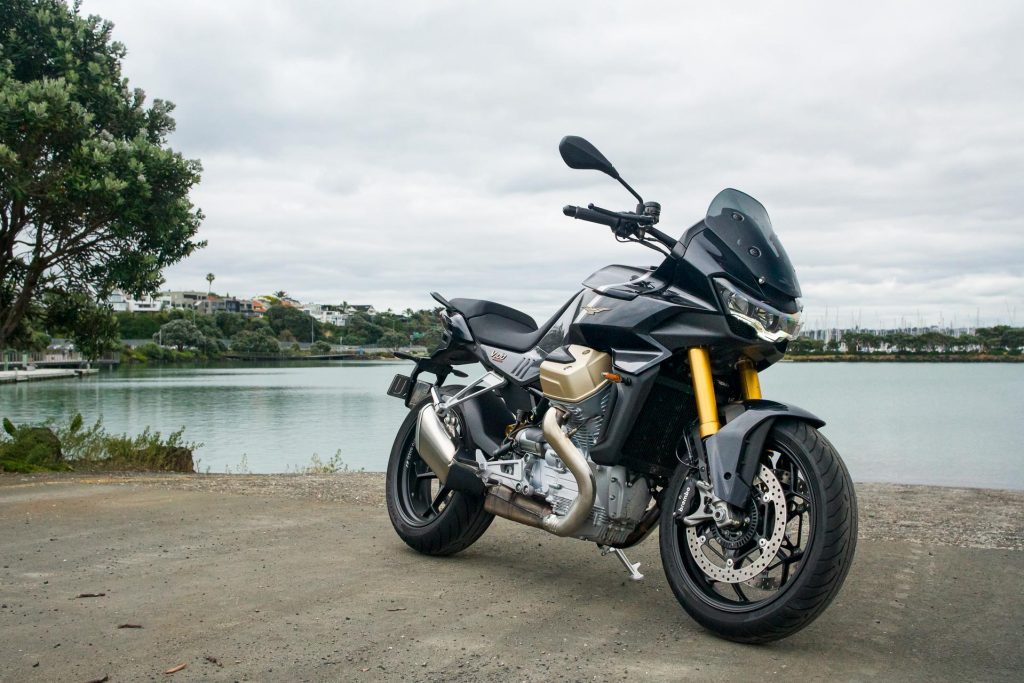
[384,135,857,642]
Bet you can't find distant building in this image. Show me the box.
[251,298,269,317]
[106,291,166,313]
[195,296,255,316]
[345,304,377,317]
[301,303,350,327]
[162,290,207,310]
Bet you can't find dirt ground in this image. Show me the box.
[1,473,1021,682]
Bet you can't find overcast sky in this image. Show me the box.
[85,0,1023,329]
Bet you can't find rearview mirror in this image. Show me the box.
[559,136,618,178]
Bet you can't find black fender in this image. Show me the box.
[705,399,825,508]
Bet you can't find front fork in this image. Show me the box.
[682,348,762,525]
[687,348,762,438]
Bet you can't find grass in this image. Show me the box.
[0,414,200,473]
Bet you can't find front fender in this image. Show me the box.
[705,399,825,508]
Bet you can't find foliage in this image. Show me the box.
[266,304,316,342]
[287,450,356,474]
[788,325,1024,357]
[230,328,280,353]
[0,0,205,349]
[0,420,65,472]
[379,330,405,349]
[310,340,332,354]
[44,290,120,360]
[155,318,204,351]
[0,412,198,472]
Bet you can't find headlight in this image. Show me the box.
[714,278,803,342]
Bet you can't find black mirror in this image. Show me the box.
[559,136,618,178]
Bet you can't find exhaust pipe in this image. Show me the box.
[538,408,596,536]
[419,403,596,537]
[414,404,455,483]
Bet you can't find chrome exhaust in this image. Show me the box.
[539,408,596,537]
[414,404,455,483]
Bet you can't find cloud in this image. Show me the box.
[84,0,1024,327]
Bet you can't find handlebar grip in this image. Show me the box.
[562,205,620,228]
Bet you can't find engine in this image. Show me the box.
[485,345,652,545]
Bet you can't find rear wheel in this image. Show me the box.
[385,398,493,556]
[659,419,857,643]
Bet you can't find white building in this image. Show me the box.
[106,291,166,313]
[301,303,349,327]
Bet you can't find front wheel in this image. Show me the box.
[659,419,858,643]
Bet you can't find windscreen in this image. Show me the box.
[703,188,801,299]
[706,189,777,253]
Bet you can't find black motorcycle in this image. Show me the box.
[384,136,857,642]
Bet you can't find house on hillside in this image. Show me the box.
[344,304,377,317]
[106,290,165,313]
[195,296,255,316]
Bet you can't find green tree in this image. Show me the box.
[0,0,204,350]
[45,291,119,361]
[266,304,318,341]
[310,340,332,354]
[380,330,405,350]
[214,311,244,338]
[230,328,279,354]
[154,319,203,351]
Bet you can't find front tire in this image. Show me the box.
[385,397,494,556]
[659,419,858,643]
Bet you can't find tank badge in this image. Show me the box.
[490,350,508,362]
[583,305,611,316]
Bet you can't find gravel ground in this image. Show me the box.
[4,472,1019,549]
[1,473,1021,682]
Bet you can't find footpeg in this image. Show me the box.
[600,545,644,581]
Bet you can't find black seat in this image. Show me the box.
[449,295,578,353]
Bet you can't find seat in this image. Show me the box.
[449,295,578,353]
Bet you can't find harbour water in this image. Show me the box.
[1,361,1021,490]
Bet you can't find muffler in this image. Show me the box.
[415,404,486,495]
[414,404,455,483]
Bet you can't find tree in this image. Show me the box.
[154,319,203,351]
[230,328,279,354]
[310,340,332,355]
[45,291,119,361]
[380,330,405,350]
[266,304,318,341]
[0,1,204,350]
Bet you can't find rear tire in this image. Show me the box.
[659,419,857,643]
[385,397,494,556]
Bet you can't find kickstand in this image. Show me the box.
[600,545,644,581]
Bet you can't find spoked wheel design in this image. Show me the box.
[681,450,813,610]
[659,419,857,642]
[385,395,494,556]
[394,438,456,527]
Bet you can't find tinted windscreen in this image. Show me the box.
[702,188,801,298]
[706,188,777,254]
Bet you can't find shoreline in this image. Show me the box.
[3,472,1021,550]
[786,353,1023,362]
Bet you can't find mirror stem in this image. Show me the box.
[616,175,644,206]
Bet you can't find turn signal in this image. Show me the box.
[602,372,622,383]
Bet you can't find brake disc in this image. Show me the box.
[684,464,787,584]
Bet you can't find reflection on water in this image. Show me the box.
[2,361,1022,489]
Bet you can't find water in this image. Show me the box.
[2,362,1022,490]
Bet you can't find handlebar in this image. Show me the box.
[562,203,677,250]
[562,204,622,228]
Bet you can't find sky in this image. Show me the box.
[84,0,1024,330]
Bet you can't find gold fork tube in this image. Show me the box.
[688,347,720,437]
[737,358,762,400]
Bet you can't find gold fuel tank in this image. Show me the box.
[539,345,612,403]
